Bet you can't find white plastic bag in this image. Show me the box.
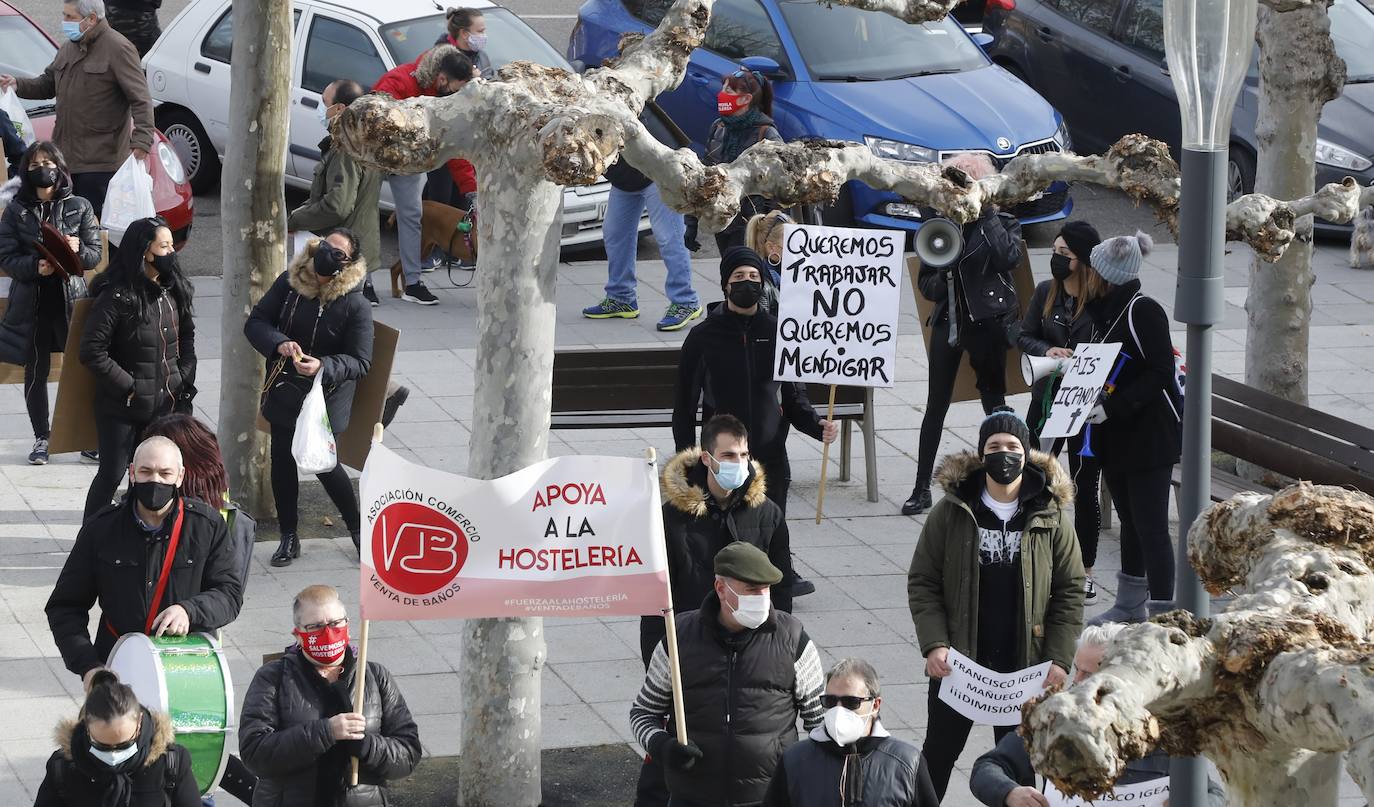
[292,374,337,474]
[0,88,34,147]
[102,154,156,241]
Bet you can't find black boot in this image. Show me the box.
[901,482,933,516]
[271,532,300,567]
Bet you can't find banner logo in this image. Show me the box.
[371,502,470,595]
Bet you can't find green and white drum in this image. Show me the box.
[107,632,235,796]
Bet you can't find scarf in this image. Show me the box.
[719,107,764,164]
[69,707,156,807]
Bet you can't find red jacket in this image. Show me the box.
[372,54,476,195]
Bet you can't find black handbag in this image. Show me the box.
[259,291,321,425]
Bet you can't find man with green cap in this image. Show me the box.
[630,541,825,807]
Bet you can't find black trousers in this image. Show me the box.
[24,324,59,439]
[106,6,161,57]
[915,315,1008,486]
[757,451,798,582]
[84,415,144,519]
[424,166,456,206]
[923,677,1017,801]
[1066,434,1103,568]
[269,422,359,536]
[1102,465,1175,600]
[72,172,116,220]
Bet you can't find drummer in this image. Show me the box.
[45,435,244,687]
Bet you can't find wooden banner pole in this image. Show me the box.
[815,384,837,524]
[663,607,689,744]
[349,618,371,785]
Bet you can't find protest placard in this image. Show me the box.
[773,223,902,388]
[937,648,1051,726]
[1039,342,1123,440]
[359,444,670,620]
[1044,777,1170,807]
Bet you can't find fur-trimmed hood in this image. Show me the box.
[54,709,176,767]
[934,449,1073,509]
[662,447,768,517]
[288,240,369,305]
[0,176,18,209]
[414,44,462,88]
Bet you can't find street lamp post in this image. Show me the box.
[1163,0,1257,804]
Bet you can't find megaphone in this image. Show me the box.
[914,218,964,268]
[1021,354,1071,386]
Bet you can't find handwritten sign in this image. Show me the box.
[1044,777,1170,807]
[937,649,1051,726]
[1039,342,1122,439]
[773,223,902,388]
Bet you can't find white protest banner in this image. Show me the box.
[1044,777,1170,807]
[773,222,902,388]
[937,648,1052,726]
[1039,342,1123,439]
[359,444,670,620]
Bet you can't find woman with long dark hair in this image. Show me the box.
[0,140,101,466]
[79,217,196,519]
[34,669,199,806]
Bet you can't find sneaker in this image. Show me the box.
[1084,576,1098,603]
[423,253,443,273]
[80,449,100,463]
[582,297,639,319]
[28,438,49,465]
[363,283,380,307]
[401,282,439,306]
[382,385,410,428]
[657,303,703,332]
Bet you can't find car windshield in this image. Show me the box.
[379,9,569,71]
[776,0,986,81]
[1332,0,1374,82]
[0,16,58,113]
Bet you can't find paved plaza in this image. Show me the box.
[1,241,1371,805]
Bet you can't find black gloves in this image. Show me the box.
[649,732,704,772]
[683,219,701,252]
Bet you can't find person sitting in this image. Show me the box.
[239,585,421,806]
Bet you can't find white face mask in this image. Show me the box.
[824,705,872,746]
[89,743,139,768]
[725,582,770,629]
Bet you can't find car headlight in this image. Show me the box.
[865,136,938,163]
[1052,118,1071,152]
[157,140,186,185]
[1314,139,1372,172]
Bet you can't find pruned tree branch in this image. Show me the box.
[811,0,961,24]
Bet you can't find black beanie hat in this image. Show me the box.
[979,406,1032,455]
[1058,220,1102,267]
[720,245,766,289]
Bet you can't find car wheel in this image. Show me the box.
[1227,147,1255,203]
[158,109,221,195]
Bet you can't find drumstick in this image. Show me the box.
[349,619,371,786]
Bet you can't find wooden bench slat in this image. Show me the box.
[1213,374,1374,451]
[1212,398,1374,475]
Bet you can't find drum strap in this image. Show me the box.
[144,501,187,635]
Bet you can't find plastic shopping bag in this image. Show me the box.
[102,154,156,242]
[0,88,34,147]
[292,374,337,474]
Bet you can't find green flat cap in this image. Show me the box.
[714,541,783,586]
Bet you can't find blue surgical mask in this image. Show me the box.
[707,452,749,491]
[89,743,139,768]
[317,106,329,127]
[62,20,84,41]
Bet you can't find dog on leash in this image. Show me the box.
[388,201,479,297]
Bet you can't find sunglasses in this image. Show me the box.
[821,694,875,710]
[89,716,141,752]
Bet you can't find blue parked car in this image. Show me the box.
[569,0,1074,233]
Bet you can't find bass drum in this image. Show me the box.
[107,632,235,796]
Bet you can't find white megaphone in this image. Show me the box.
[914,218,963,268]
[1021,354,1071,385]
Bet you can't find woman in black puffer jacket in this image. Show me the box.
[245,229,372,565]
[0,141,101,466]
[80,216,196,520]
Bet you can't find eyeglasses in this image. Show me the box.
[89,716,141,752]
[821,694,875,710]
[300,617,348,632]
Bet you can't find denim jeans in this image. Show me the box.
[389,173,427,286]
[603,184,698,309]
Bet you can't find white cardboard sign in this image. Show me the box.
[937,649,1052,726]
[773,223,902,388]
[1044,777,1170,807]
[1039,342,1123,439]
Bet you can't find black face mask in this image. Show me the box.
[983,451,1024,486]
[27,165,59,189]
[1050,253,1074,281]
[313,246,346,277]
[151,252,179,275]
[131,480,177,511]
[728,279,762,309]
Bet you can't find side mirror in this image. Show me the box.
[740,55,788,81]
[972,32,995,48]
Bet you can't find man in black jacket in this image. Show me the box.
[46,436,243,686]
[672,246,838,595]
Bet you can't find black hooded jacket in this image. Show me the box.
[1018,279,1095,439]
[672,305,824,461]
[34,709,199,807]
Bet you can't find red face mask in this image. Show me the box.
[295,623,349,666]
[717,91,749,115]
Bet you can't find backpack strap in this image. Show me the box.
[163,744,185,793]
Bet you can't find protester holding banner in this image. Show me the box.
[904,154,1024,516]
[1017,221,1103,603]
[46,436,243,686]
[0,140,101,466]
[763,657,939,807]
[1081,232,1181,623]
[245,230,373,564]
[672,246,837,597]
[907,409,1084,799]
[33,669,200,807]
[629,542,825,807]
[80,217,197,519]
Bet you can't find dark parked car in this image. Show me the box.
[983,0,1374,228]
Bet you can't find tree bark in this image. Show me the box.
[216,0,291,515]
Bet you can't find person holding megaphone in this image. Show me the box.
[1017,221,1103,603]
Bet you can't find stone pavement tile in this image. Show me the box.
[542,703,623,749]
[0,777,31,804]
[874,682,928,731]
[552,658,646,707]
[836,515,920,547]
[386,420,472,450]
[0,657,69,701]
[0,623,43,660]
[787,518,866,548]
[868,541,918,571]
[414,712,463,757]
[431,395,474,421]
[546,622,638,665]
[815,574,909,612]
[816,643,921,686]
[867,607,918,644]
[792,546,904,578]
[587,699,638,745]
[543,666,582,708]
[2,697,79,741]
[42,658,85,700]
[394,673,468,717]
[791,608,907,650]
[786,577,866,616]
